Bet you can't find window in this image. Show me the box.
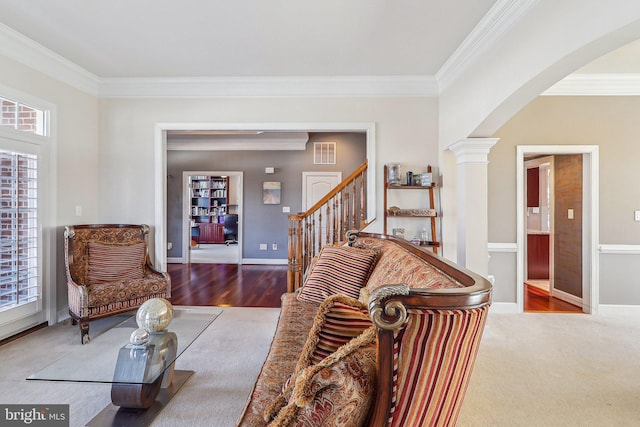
[0,150,39,311]
[1,97,46,136]
[0,86,50,338]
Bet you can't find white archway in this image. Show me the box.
[438,2,640,264]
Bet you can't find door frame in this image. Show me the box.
[182,170,243,264]
[524,156,555,294]
[154,122,376,272]
[516,145,599,314]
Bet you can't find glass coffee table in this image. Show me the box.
[28,306,222,426]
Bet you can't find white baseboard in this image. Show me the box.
[242,258,288,265]
[488,302,640,316]
[57,308,70,323]
[551,288,582,308]
[168,258,288,265]
[489,302,519,314]
[598,305,640,315]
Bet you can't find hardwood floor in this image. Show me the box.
[3,265,583,346]
[168,264,586,313]
[524,284,582,313]
[167,263,287,308]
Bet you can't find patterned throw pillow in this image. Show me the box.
[302,295,372,365]
[87,241,146,285]
[267,327,377,427]
[264,295,373,423]
[297,245,380,305]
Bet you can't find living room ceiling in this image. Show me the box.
[1,0,638,98]
[0,0,498,78]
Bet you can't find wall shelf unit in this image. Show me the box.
[190,175,229,244]
[384,164,441,254]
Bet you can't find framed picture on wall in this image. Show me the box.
[263,181,281,204]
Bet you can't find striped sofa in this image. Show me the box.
[64,224,171,344]
[236,231,491,427]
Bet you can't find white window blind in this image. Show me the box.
[0,149,39,311]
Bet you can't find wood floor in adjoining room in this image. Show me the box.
[168,264,583,313]
[167,263,287,308]
[524,284,582,313]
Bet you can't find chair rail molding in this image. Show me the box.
[488,242,518,252]
[599,244,640,255]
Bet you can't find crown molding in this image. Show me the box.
[449,137,499,164]
[98,75,438,98]
[542,74,640,96]
[3,11,636,99]
[0,1,543,100]
[436,0,539,92]
[167,132,310,151]
[167,140,309,151]
[0,23,100,95]
[0,22,438,98]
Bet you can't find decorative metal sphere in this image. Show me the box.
[136,298,174,332]
[129,328,150,346]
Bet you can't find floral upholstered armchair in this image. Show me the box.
[64,224,171,344]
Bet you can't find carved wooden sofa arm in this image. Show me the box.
[347,231,492,427]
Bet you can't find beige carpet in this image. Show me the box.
[0,307,280,427]
[458,311,640,427]
[1,308,640,426]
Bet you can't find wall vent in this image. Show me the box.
[314,142,336,164]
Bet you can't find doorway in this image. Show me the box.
[516,145,599,314]
[524,157,555,308]
[182,170,243,264]
[154,122,377,272]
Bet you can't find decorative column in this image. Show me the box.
[448,138,498,278]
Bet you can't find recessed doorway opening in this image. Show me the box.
[517,145,599,314]
[155,122,377,272]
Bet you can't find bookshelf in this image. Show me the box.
[190,175,228,244]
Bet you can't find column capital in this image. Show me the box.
[449,138,499,164]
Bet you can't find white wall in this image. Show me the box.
[0,54,100,317]
[97,97,439,259]
[4,0,640,315]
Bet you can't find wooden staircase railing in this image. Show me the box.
[287,160,369,292]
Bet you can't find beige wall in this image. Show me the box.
[490,96,640,245]
[489,96,640,305]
